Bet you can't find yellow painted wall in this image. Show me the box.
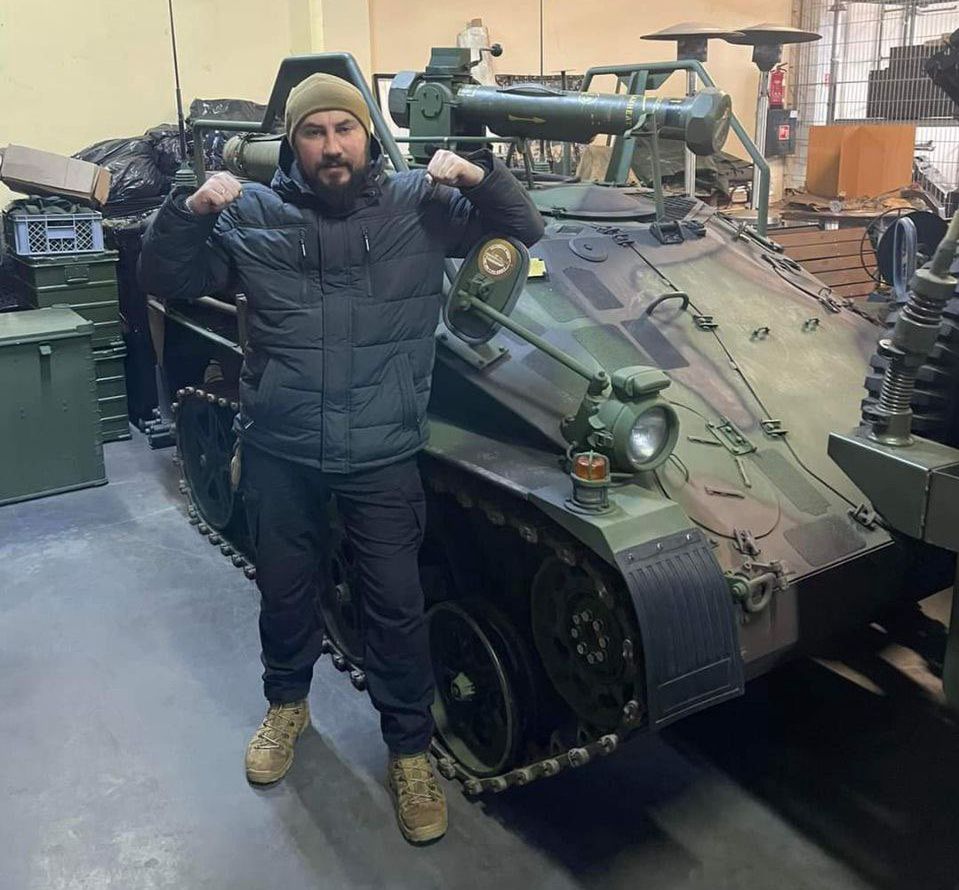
[370,0,794,163]
[321,0,372,79]
[0,0,314,204]
[0,0,791,205]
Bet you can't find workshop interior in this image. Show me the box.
[2,1,959,887]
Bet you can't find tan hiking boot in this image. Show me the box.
[245,699,310,784]
[388,752,448,844]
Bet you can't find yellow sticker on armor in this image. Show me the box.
[528,257,547,278]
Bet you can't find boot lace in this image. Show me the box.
[251,703,302,751]
[393,756,441,805]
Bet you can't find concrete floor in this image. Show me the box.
[2,435,958,890]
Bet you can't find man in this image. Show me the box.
[139,72,544,844]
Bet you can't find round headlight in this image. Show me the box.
[596,393,679,474]
[627,406,670,466]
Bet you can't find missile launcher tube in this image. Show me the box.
[452,84,730,155]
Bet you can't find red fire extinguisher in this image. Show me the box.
[769,64,786,108]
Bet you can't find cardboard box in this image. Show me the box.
[0,144,110,207]
[806,124,915,199]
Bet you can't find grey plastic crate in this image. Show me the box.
[9,210,105,256]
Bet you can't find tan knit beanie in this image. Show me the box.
[285,73,372,140]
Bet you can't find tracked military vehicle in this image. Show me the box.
[148,46,954,795]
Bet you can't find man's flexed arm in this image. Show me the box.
[424,150,545,258]
[138,172,243,301]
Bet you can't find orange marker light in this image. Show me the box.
[572,452,610,482]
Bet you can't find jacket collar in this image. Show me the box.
[271,135,385,215]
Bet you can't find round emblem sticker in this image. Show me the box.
[479,239,516,279]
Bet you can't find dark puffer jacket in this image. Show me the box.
[139,138,544,472]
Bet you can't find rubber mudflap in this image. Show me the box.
[615,527,744,728]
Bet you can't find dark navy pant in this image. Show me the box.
[241,444,434,755]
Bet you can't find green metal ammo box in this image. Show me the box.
[11,251,121,348]
[0,306,107,505]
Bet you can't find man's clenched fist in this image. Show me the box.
[185,171,244,216]
[425,150,485,190]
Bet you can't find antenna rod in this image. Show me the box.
[539,0,544,79]
[168,0,188,162]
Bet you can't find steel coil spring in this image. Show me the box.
[877,361,920,415]
[900,290,951,327]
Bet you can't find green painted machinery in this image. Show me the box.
[150,47,955,794]
[388,46,730,163]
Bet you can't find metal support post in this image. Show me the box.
[752,71,770,212]
[826,3,843,124]
[560,70,572,177]
[684,69,697,197]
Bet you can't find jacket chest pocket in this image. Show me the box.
[234,223,305,269]
[353,214,425,301]
[235,223,311,307]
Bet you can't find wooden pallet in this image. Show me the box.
[773,224,879,299]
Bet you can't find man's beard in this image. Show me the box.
[305,159,368,213]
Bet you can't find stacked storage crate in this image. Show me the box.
[7,204,130,442]
[0,307,106,505]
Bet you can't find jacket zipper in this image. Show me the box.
[317,215,326,467]
[362,226,372,296]
[298,228,308,303]
[317,217,325,293]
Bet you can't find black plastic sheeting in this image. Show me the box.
[72,124,185,215]
[143,124,186,177]
[70,96,269,216]
[188,97,269,172]
[74,137,167,205]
